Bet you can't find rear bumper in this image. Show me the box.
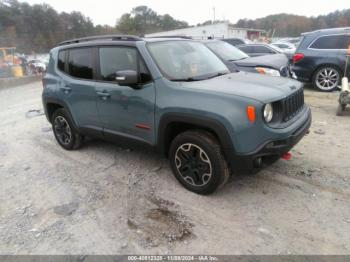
[226,107,312,173]
[290,64,312,82]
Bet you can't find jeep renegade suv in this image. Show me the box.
[42,35,312,195]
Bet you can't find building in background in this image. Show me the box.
[145,22,265,41]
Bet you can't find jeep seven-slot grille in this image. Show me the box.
[282,89,304,122]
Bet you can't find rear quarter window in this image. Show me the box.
[310,34,349,49]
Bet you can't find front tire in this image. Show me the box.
[313,66,341,92]
[169,130,229,195]
[51,108,82,150]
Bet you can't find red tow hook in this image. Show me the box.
[282,152,292,160]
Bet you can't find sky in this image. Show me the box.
[24,0,350,26]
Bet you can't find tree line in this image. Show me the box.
[0,1,188,53]
[236,9,350,37]
[1,0,349,53]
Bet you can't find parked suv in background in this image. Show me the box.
[202,39,291,77]
[291,27,350,91]
[43,35,311,195]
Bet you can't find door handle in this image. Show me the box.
[96,91,111,99]
[60,86,71,94]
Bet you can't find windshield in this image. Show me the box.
[147,41,229,81]
[206,41,249,61]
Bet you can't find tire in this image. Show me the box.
[168,130,230,195]
[51,108,82,150]
[312,66,341,92]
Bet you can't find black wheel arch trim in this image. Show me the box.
[42,97,78,128]
[157,113,236,161]
[312,64,343,81]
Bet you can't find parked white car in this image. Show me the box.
[271,42,296,56]
[28,59,46,73]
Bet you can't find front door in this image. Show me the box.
[95,46,156,145]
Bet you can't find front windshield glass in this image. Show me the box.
[147,41,229,81]
[206,41,249,61]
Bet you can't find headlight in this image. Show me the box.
[263,103,273,123]
[255,67,280,77]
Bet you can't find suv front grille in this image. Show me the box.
[282,89,304,122]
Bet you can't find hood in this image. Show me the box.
[181,71,302,103]
[233,54,288,70]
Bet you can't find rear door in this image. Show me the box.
[309,34,348,75]
[57,47,101,132]
[95,46,156,145]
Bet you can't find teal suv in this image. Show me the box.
[42,35,312,194]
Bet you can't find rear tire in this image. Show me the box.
[312,66,341,92]
[51,108,82,150]
[169,130,229,195]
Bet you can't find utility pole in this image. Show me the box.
[213,7,216,24]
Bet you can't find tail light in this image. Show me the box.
[293,53,304,64]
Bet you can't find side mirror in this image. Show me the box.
[115,70,138,86]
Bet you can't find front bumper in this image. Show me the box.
[227,107,312,173]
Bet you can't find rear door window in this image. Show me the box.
[238,46,251,53]
[68,48,94,80]
[310,34,349,49]
[253,45,273,54]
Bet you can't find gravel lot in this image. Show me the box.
[0,81,349,255]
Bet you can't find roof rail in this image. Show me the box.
[302,27,350,35]
[57,35,142,46]
[146,35,193,39]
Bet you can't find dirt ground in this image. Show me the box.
[0,82,349,255]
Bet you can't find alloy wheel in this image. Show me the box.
[175,143,212,186]
[53,116,72,145]
[315,67,340,91]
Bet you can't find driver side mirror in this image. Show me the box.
[115,70,138,86]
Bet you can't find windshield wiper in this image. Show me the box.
[170,77,202,82]
[171,72,229,82]
[204,71,229,80]
[228,57,247,62]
